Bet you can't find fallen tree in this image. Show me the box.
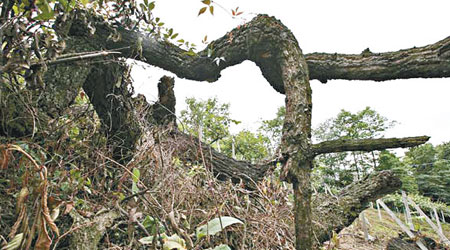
[1,6,448,249]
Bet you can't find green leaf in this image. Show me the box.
[171,33,179,39]
[132,168,140,183]
[163,234,186,250]
[138,236,154,244]
[139,3,147,11]
[12,5,20,16]
[80,0,89,6]
[142,215,155,228]
[198,7,207,16]
[213,245,232,250]
[196,216,243,239]
[149,1,155,10]
[36,0,55,21]
[183,50,197,57]
[2,233,23,250]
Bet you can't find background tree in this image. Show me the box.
[180,97,270,162]
[179,97,239,144]
[313,107,396,187]
[404,142,450,204]
[221,130,270,162]
[376,150,418,194]
[259,106,285,155]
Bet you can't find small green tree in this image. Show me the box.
[313,107,396,187]
[179,97,239,144]
[221,130,270,162]
[179,97,270,162]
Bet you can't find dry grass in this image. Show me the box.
[323,208,450,250]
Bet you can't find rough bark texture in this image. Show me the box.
[82,62,150,160]
[312,170,402,245]
[168,130,271,187]
[66,11,450,90]
[313,136,430,156]
[306,36,450,83]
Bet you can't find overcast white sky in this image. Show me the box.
[131,0,450,145]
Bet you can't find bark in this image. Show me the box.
[312,170,401,245]
[306,36,450,83]
[313,136,430,156]
[167,130,271,187]
[66,11,450,91]
[82,61,150,160]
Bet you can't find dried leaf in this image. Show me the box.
[8,206,26,240]
[1,149,9,169]
[209,5,214,15]
[35,216,51,250]
[41,181,60,236]
[201,0,210,5]
[198,7,207,16]
[63,201,74,215]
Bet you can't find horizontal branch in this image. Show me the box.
[306,36,450,83]
[67,11,450,91]
[312,136,430,156]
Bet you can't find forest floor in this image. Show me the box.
[323,208,450,249]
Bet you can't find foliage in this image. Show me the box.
[313,107,396,188]
[376,150,418,193]
[179,97,270,162]
[404,143,450,204]
[220,130,270,162]
[383,193,450,219]
[259,106,285,154]
[196,216,243,239]
[179,97,239,144]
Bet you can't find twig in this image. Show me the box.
[120,188,151,203]
[31,51,122,68]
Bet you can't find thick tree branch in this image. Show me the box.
[67,12,450,92]
[168,130,271,187]
[313,136,430,156]
[306,36,450,83]
[312,170,402,245]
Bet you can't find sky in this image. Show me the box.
[131,0,450,145]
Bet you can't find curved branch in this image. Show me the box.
[312,136,430,156]
[306,36,450,83]
[68,13,450,90]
